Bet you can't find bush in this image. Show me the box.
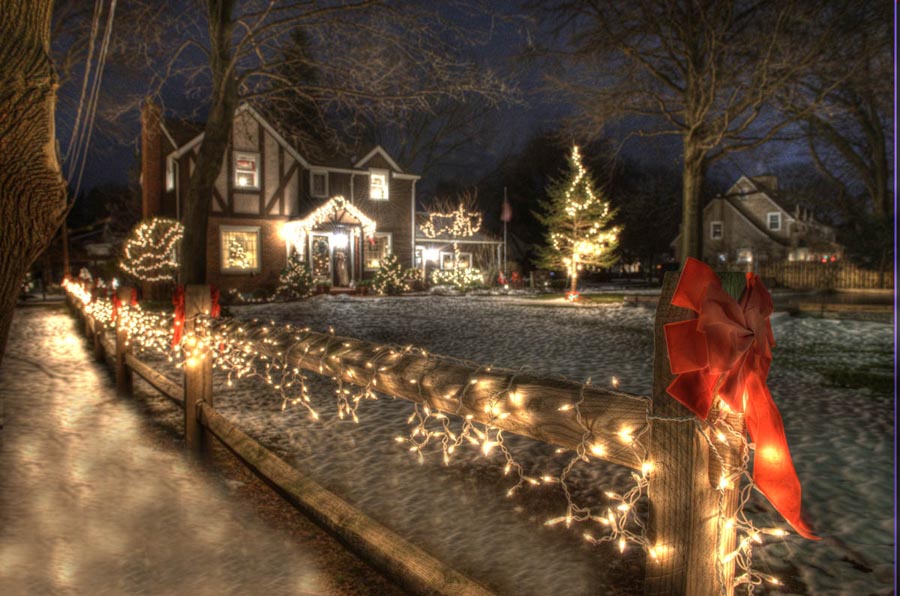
[430,267,484,291]
[372,254,415,295]
[276,253,314,299]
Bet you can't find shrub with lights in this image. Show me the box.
[430,266,484,290]
[276,252,314,299]
[119,217,184,283]
[371,254,415,295]
[534,146,620,295]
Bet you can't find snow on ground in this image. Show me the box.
[216,295,892,596]
[0,309,341,596]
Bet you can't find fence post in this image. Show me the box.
[93,318,105,362]
[644,272,739,596]
[183,285,213,457]
[115,286,133,397]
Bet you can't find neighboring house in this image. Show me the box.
[413,211,502,280]
[141,102,420,293]
[674,175,842,269]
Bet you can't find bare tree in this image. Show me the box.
[0,1,68,365]
[788,2,892,270]
[532,0,854,262]
[132,0,510,284]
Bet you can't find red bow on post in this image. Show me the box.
[111,294,121,323]
[172,286,185,349]
[664,258,817,540]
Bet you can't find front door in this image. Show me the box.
[310,233,331,281]
[332,231,351,287]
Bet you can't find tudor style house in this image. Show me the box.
[140,102,419,293]
[674,175,842,269]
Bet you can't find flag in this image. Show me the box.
[500,195,512,222]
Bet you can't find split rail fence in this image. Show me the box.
[67,277,744,596]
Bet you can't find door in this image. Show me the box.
[310,233,331,280]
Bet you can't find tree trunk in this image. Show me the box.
[180,0,238,285]
[0,0,67,365]
[679,143,707,264]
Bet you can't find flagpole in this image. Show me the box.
[503,187,508,278]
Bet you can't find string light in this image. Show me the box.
[63,280,791,594]
[422,199,485,289]
[119,217,183,283]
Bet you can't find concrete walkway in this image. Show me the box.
[0,307,375,595]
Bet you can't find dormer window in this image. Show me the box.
[310,170,328,198]
[369,169,389,200]
[234,152,259,189]
[767,212,782,231]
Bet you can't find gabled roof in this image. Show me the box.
[354,145,403,173]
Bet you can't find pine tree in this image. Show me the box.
[371,254,410,296]
[534,146,620,294]
[276,252,314,299]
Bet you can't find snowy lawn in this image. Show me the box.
[141,294,891,595]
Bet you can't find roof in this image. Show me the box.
[161,118,204,148]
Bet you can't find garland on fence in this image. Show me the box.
[63,275,802,594]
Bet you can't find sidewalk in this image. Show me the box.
[0,307,396,595]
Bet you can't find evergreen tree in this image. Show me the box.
[371,254,410,296]
[276,252,314,299]
[534,146,620,294]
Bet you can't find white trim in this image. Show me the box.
[439,251,473,270]
[233,151,260,190]
[766,211,782,231]
[709,200,779,242]
[354,145,403,172]
[368,169,390,201]
[220,225,262,274]
[410,178,417,266]
[393,172,421,181]
[710,220,723,240]
[415,237,503,245]
[364,232,392,271]
[310,169,329,198]
[158,120,178,150]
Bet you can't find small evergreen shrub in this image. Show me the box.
[276,252,314,299]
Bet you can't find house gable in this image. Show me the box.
[354,145,403,173]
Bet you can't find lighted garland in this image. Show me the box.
[421,198,486,290]
[64,281,792,593]
[283,195,377,256]
[120,217,184,283]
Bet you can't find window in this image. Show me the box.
[767,212,781,231]
[710,221,723,240]
[440,251,472,270]
[234,152,259,189]
[220,226,261,273]
[369,169,389,200]
[364,233,392,270]
[310,170,328,198]
[736,249,753,264]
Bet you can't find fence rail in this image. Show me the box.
[66,279,745,596]
[757,260,893,290]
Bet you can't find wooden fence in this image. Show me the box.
[67,278,744,596]
[757,260,893,290]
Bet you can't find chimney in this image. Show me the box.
[141,101,163,220]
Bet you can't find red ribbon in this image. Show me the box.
[130,288,139,307]
[111,294,121,322]
[210,286,221,318]
[172,286,185,349]
[664,258,817,540]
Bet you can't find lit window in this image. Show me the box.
[364,233,391,270]
[221,226,260,272]
[440,252,473,270]
[310,171,328,198]
[737,249,753,264]
[767,212,781,231]
[234,152,259,189]
[369,169,389,200]
[710,221,723,240]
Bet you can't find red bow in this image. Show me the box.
[130,288,139,307]
[210,285,221,318]
[111,294,121,322]
[664,258,817,540]
[172,286,185,349]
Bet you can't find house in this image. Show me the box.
[413,211,502,281]
[140,102,420,293]
[674,175,842,269]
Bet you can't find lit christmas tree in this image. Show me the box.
[227,237,251,269]
[534,146,620,295]
[276,252,314,299]
[372,254,413,295]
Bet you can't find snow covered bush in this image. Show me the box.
[276,252,314,299]
[371,254,415,295]
[430,267,484,291]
